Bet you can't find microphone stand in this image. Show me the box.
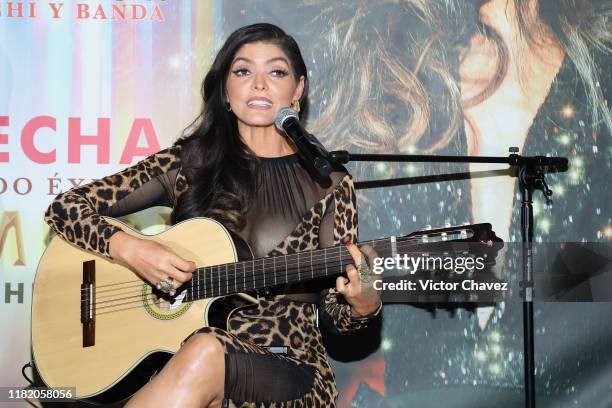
[329,147,568,408]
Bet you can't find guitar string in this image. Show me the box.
[94,247,493,316]
[90,236,398,290]
[88,236,394,298]
[95,258,350,315]
[88,238,484,314]
[87,235,431,302]
[87,234,478,307]
[94,246,493,317]
[89,231,468,295]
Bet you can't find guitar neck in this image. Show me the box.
[183,239,388,301]
[182,223,498,301]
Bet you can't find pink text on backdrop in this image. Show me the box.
[0,116,161,164]
[0,2,165,21]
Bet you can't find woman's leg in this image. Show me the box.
[125,333,225,408]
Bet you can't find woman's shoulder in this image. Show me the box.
[329,164,353,190]
[325,159,349,179]
[136,144,183,174]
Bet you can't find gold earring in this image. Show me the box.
[291,100,300,113]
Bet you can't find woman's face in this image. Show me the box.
[226,41,304,129]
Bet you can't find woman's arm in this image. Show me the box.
[44,145,181,259]
[318,174,382,334]
[44,145,196,287]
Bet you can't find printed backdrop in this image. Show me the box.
[1,1,610,407]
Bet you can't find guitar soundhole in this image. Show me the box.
[151,292,174,311]
[142,284,192,320]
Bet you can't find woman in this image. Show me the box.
[45,23,381,408]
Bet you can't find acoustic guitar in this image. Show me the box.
[31,217,500,403]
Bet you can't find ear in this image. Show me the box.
[292,75,305,102]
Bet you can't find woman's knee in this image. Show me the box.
[180,333,225,366]
[169,333,226,393]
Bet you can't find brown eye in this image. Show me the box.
[232,68,250,76]
[270,69,289,77]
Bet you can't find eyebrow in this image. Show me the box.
[231,56,290,66]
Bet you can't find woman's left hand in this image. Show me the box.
[336,242,382,318]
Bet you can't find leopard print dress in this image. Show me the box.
[45,145,376,407]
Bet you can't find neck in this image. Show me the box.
[238,123,297,157]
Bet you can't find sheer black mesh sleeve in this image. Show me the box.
[317,173,379,334]
[44,146,182,259]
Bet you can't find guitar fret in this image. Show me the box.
[252,259,255,290]
[310,250,314,279]
[262,258,266,288]
[273,256,276,286]
[243,262,246,291]
[233,263,237,293]
[225,263,228,295]
[284,254,288,283]
[207,267,210,298]
[192,269,196,301]
[203,268,206,298]
[324,248,328,276]
[297,253,300,281]
[208,266,213,298]
[194,268,197,301]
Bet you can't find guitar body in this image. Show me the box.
[31,217,257,402]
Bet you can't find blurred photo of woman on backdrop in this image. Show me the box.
[294,0,610,404]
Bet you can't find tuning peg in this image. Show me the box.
[444,222,451,228]
[424,224,432,230]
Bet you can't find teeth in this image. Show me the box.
[248,100,272,107]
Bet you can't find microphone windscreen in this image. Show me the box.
[274,107,299,131]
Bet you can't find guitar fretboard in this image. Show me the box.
[181,223,491,301]
[183,243,375,301]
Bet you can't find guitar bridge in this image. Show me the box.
[80,260,95,347]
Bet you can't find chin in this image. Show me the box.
[236,112,276,127]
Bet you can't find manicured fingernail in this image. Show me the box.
[345,242,352,247]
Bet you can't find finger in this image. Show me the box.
[163,265,193,284]
[336,276,349,294]
[345,242,364,266]
[345,264,360,286]
[360,245,379,267]
[171,255,197,273]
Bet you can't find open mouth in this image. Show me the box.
[247,98,273,109]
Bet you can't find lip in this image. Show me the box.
[246,97,273,109]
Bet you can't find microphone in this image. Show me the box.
[274,107,333,178]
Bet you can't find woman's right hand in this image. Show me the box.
[109,231,196,291]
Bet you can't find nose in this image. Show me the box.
[252,71,267,91]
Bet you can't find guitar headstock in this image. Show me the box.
[404,223,503,246]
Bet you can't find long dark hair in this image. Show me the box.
[171,23,309,232]
[308,0,610,159]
